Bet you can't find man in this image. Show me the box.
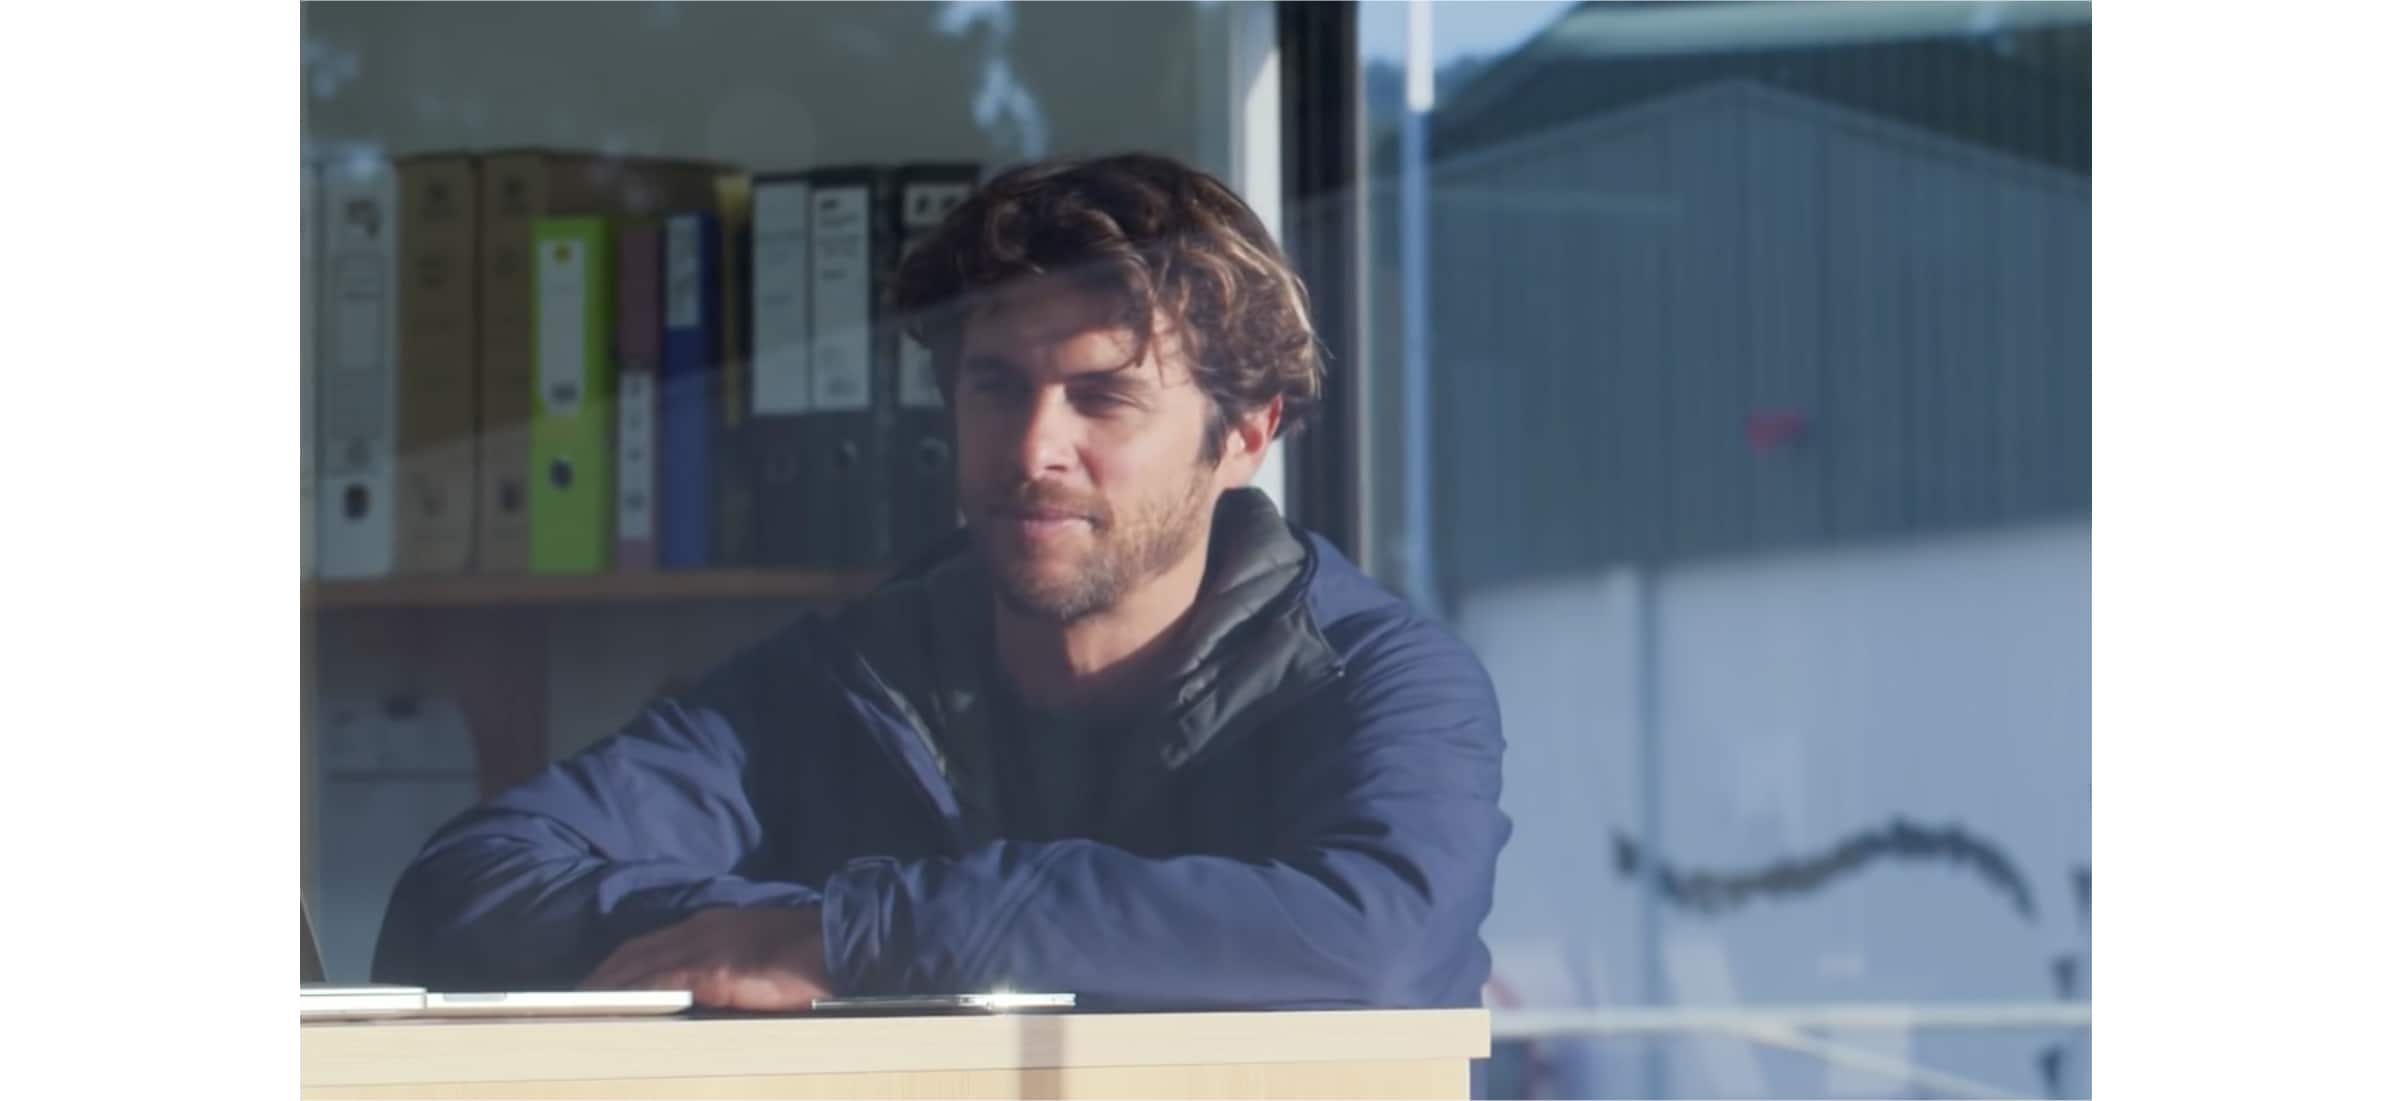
[373,152,1511,1013]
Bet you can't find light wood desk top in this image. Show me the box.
[300,1007,1490,1100]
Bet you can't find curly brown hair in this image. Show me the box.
[888,152,1323,459]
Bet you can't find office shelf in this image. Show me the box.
[305,568,887,610]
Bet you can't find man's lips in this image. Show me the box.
[994,505,1097,533]
[1013,507,1089,523]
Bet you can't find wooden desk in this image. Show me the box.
[300,1008,1489,1099]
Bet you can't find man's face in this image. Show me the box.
[952,280,1225,623]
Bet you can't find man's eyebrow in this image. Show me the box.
[1071,364,1156,392]
[960,346,1172,391]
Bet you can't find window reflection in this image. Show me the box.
[1360,2,2092,1097]
[298,0,1269,989]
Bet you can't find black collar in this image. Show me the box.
[832,489,1345,838]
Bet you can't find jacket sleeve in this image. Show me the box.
[821,616,1511,1010]
[370,629,821,991]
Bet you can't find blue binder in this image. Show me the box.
[659,209,722,568]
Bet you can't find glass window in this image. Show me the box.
[1356,1,2092,1096]
[300,0,1280,984]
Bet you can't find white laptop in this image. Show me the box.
[298,900,1068,1020]
[300,900,691,1021]
[299,982,432,1020]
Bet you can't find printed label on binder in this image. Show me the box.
[751,182,812,416]
[618,369,656,541]
[538,238,587,415]
[810,185,872,413]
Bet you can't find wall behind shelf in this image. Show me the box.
[310,598,817,769]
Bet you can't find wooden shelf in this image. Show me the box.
[305,567,889,610]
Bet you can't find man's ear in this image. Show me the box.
[1219,396,1283,486]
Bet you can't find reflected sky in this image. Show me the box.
[936,0,1051,160]
[1358,0,1579,65]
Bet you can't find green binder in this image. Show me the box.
[528,217,615,574]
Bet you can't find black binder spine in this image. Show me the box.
[887,163,981,564]
[747,172,813,565]
[804,166,897,566]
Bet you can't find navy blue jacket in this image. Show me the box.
[374,491,1511,1011]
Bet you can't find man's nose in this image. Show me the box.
[1014,389,1079,477]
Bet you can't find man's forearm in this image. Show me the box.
[820,832,1495,1010]
[373,820,822,990]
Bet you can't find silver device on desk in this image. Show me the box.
[299,899,691,1020]
[809,992,1076,1014]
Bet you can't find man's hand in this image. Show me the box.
[581,906,832,1011]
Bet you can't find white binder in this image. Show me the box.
[318,159,400,579]
[750,178,813,419]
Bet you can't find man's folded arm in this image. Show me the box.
[823,628,1511,1010]
[371,651,816,992]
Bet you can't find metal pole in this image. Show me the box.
[1398,0,1441,619]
